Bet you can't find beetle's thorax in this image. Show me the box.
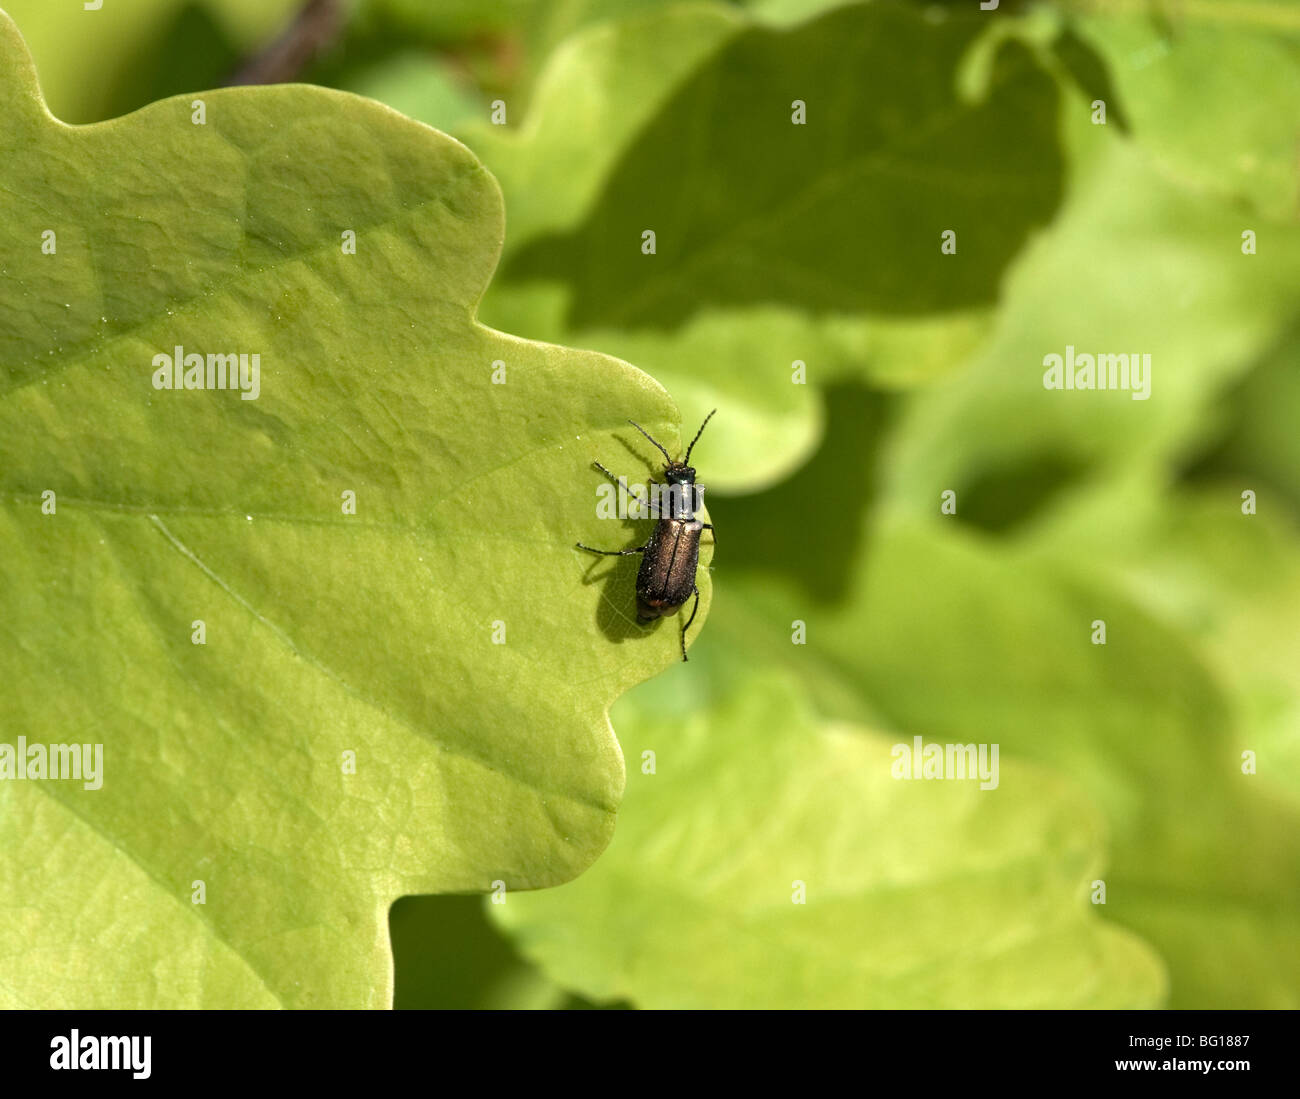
[658,479,704,521]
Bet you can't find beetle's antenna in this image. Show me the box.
[627,419,672,463]
[684,409,717,464]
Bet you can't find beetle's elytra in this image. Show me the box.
[577,410,717,662]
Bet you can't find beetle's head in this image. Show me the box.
[625,409,716,490]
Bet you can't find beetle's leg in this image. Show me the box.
[682,585,701,632]
[701,523,717,546]
[680,586,700,662]
[593,460,662,487]
[575,542,646,556]
[594,461,655,515]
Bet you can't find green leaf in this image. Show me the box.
[451,0,1055,490]
[496,2,1064,326]
[1184,325,1300,517]
[390,895,566,1009]
[880,110,1300,524]
[457,4,746,264]
[478,287,827,493]
[0,12,707,1007]
[482,280,990,492]
[327,50,486,137]
[491,658,1167,1008]
[357,3,834,491]
[1060,0,1300,220]
[0,0,303,123]
[669,29,1300,1008]
[708,497,1300,1007]
[318,2,1029,492]
[1022,476,1300,812]
[390,892,632,1008]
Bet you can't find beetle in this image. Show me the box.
[576,410,717,662]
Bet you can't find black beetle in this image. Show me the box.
[577,410,717,662]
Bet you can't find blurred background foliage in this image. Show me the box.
[8,0,1298,1007]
